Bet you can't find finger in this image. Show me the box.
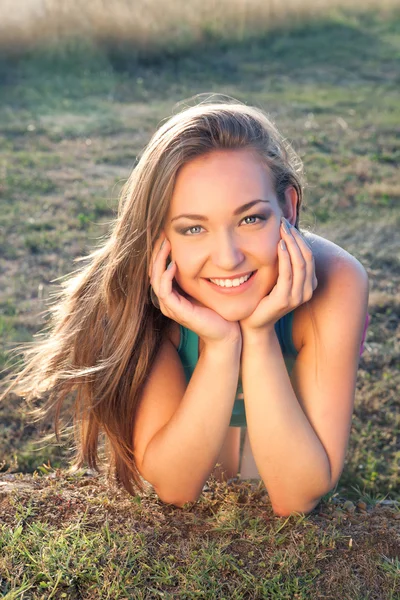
[157,260,179,314]
[158,259,175,299]
[281,220,307,304]
[290,227,316,302]
[273,237,293,308]
[152,258,181,319]
[152,247,189,320]
[157,260,200,324]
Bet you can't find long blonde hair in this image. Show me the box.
[0,98,304,496]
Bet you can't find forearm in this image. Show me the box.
[143,340,241,506]
[241,327,331,515]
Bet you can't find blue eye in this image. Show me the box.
[179,214,267,236]
[181,225,203,235]
[243,215,263,225]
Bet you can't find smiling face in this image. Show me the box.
[164,149,287,322]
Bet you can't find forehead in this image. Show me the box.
[168,149,277,213]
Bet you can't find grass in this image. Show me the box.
[1,0,399,63]
[0,470,399,599]
[0,3,399,598]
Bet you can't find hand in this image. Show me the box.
[239,218,318,333]
[149,236,242,347]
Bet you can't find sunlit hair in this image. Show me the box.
[0,98,305,496]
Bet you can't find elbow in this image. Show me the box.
[272,470,335,517]
[170,498,198,509]
[156,487,200,508]
[139,463,200,508]
[272,495,323,518]
[158,494,199,509]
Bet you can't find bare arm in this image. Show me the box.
[139,234,243,505]
[241,255,368,516]
[141,339,242,506]
[241,327,331,515]
[238,221,369,516]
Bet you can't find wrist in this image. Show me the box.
[202,340,242,372]
[203,335,242,355]
[241,324,277,347]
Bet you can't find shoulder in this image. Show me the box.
[304,230,368,293]
[306,230,368,293]
[292,231,369,350]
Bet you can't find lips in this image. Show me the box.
[205,270,257,293]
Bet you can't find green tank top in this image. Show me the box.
[177,311,298,427]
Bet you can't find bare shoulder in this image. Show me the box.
[302,230,368,284]
[292,231,369,350]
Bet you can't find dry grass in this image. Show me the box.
[1,0,400,57]
[1,469,399,599]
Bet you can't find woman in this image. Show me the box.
[0,99,369,516]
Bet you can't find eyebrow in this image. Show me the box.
[170,199,271,223]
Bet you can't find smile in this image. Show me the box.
[208,272,254,287]
[205,271,257,294]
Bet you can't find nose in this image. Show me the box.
[211,231,245,271]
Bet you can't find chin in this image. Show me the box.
[185,293,255,322]
[210,303,257,323]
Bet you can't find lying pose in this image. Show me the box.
[1,100,369,516]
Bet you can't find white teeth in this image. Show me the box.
[209,272,253,287]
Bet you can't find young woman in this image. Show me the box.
[1,100,369,517]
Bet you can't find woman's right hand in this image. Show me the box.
[149,236,242,348]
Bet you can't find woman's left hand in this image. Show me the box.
[239,218,318,333]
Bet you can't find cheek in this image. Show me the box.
[258,238,280,291]
[256,234,279,264]
[173,258,198,294]
[171,239,205,277]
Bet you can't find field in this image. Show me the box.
[0,1,399,598]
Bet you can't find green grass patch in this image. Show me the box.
[0,471,398,599]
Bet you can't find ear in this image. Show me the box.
[283,186,298,226]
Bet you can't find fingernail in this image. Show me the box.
[281,217,291,235]
[280,239,287,250]
[161,239,166,250]
[285,217,293,228]
[167,260,174,270]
